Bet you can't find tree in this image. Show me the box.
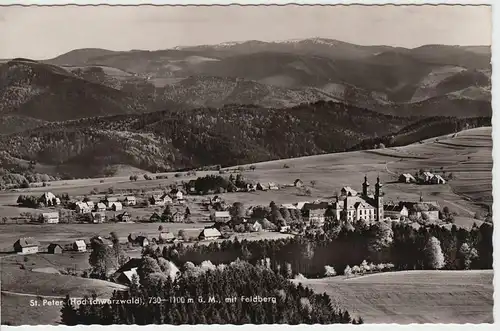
[424,236,445,269]
[310,180,317,187]
[367,221,393,259]
[60,295,78,325]
[344,265,352,277]
[324,265,337,277]
[229,202,246,223]
[459,243,479,270]
[158,225,163,232]
[249,165,256,171]
[162,205,173,222]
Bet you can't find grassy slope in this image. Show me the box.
[293,270,493,323]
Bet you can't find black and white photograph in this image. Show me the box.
[0,2,494,326]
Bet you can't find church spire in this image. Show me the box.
[362,175,369,197]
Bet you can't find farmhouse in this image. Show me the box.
[251,220,263,232]
[151,194,172,206]
[418,210,440,221]
[73,240,87,252]
[85,201,95,209]
[39,192,61,206]
[149,212,162,223]
[47,243,63,254]
[302,202,329,226]
[159,232,175,243]
[117,211,132,222]
[294,179,304,187]
[213,211,231,223]
[171,211,184,223]
[282,201,310,211]
[421,172,435,183]
[110,202,123,211]
[431,175,447,184]
[123,196,136,206]
[384,204,409,220]
[91,212,106,223]
[75,202,92,214]
[246,183,257,192]
[14,237,39,254]
[93,236,113,247]
[341,186,358,197]
[128,234,149,247]
[170,189,184,202]
[113,267,139,286]
[280,225,291,233]
[39,212,59,224]
[256,182,269,191]
[198,228,221,240]
[399,173,417,183]
[268,182,279,190]
[95,203,107,212]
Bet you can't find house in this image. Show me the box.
[39,212,59,224]
[149,212,162,223]
[422,172,435,183]
[73,240,87,252]
[294,179,304,188]
[420,210,440,221]
[159,232,175,243]
[124,196,137,206]
[279,225,291,233]
[85,201,95,209]
[251,221,263,232]
[92,236,113,247]
[14,237,39,254]
[211,196,223,204]
[110,202,123,212]
[431,175,446,184]
[47,243,63,254]
[302,202,329,226]
[268,182,279,190]
[95,203,107,212]
[246,183,257,192]
[212,211,231,223]
[114,267,139,286]
[151,194,172,206]
[136,236,149,247]
[172,212,184,223]
[117,211,131,222]
[399,173,416,183]
[75,202,92,214]
[341,186,358,197]
[256,182,269,191]
[170,189,184,201]
[384,204,409,220]
[113,258,179,285]
[91,212,106,223]
[198,228,221,240]
[39,192,60,207]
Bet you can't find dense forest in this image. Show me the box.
[157,220,493,278]
[0,100,491,181]
[61,260,361,325]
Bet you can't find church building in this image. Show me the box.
[332,176,384,223]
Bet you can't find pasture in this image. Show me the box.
[293,270,494,324]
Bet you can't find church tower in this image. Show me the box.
[362,175,369,197]
[375,175,383,221]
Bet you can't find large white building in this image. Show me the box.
[332,176,384,223]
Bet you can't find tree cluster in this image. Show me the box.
[61,259,361,325]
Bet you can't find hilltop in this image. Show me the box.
[37,39,490,116]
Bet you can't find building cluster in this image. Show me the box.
[13,237,87,255]
[399,172,447,185]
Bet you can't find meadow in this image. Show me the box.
[293,270,494,324]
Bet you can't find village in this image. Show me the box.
[1,167,460,288]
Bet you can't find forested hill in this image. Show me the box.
[0,100,489,182]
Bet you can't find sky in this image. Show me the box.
[0,4,492,60]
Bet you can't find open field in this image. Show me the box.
[293,270,493,324]
[1,292,62,326]
[1,252,127,326]
[0,127,491,250]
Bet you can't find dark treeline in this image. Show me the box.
[61,260,361,325]
[349,117,491,151]
[158,220,493,278]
